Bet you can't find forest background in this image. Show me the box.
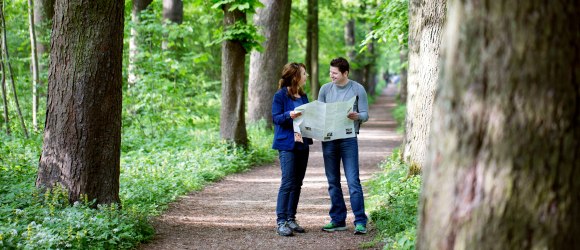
[1,0,416,249]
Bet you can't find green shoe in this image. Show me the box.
[354,224,367,234]
[321,222,347,232]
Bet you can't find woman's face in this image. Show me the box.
[299,67,308,86]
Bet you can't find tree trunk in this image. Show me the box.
[32,0,54,126]
[418,1,580,249]
[306,0,319,100]
[219,5,248,147]
[28,0,40,131]
[344,19,362,83]
[247,0,291,126]
[162,0,183,50]
[128,0,152,86]
[363,39,377,95]
[0,45,9,135]
[33,0,54,56]
[1,4,28,138]
[162,0,182,24]
[37,0,124,206]
[403,0,445,169]
[398,49,408,103]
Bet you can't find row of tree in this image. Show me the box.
[392,0,579,248]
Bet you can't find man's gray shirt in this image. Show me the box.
[318,80,369,133]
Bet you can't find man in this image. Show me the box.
[318,57,369,234]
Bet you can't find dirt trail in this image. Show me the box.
[140,84,402,250]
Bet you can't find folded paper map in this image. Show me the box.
[293,96,356,141]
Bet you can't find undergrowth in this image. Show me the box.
[365,150,421,250]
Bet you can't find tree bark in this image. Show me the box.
[306,0,319,100]
[37,0,124,205]
[418,0,580,249]
[219,5,248,147]
[403,0,446,169]
[128,0,153,86]
[247,0,291,126]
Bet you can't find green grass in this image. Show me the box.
[365,150,421,250]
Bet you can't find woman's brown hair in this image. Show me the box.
[278,62,306,100]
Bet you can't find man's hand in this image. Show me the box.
[347,112,359,121]
[290,111,302,119]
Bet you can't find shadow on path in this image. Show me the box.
[140,84,402,250]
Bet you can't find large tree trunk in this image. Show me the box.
[162,0,183,50]
[219,5,248,147]
[247,0,291,126]
[306,0,319,100]
[128,0,152,86]
[402,0,446,169]
[37,0,124,206]
[418,0,580,249]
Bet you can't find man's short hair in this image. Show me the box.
[330,57,350,74]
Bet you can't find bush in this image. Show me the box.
[365,150,421,250]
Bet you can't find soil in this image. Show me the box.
[139,84,402,250]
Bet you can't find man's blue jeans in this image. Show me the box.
[322,137,368,226]
[276,148,309,224]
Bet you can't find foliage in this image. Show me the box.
[361,0,408,74]
[210,0,264,53]
[362,0,408,50]
[392,102,406,133]
[208,21,264,52]
[211,0,264,13]
[365,150,421,250]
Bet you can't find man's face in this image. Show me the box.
[329,66,347,83]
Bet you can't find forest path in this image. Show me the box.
[140,83,402,250]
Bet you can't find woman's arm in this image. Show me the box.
[272,92,293,127]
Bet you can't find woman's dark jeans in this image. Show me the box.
[276,148,309,224]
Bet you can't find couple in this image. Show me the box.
[271,57,369,237]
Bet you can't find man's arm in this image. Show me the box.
[317,84,327,103]
[356,84,369,122]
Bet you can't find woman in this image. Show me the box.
[271,62,313,236]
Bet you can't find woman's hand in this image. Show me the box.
[290,111,302,119]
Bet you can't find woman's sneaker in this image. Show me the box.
[277,222,294,236]
[354,224,367,234]
[321,222,347,232]
[287,220,305,233]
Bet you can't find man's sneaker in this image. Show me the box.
[321,222,347,232]
[277,222,294,236]
[287,220,305,233]
[354,224,367,234]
